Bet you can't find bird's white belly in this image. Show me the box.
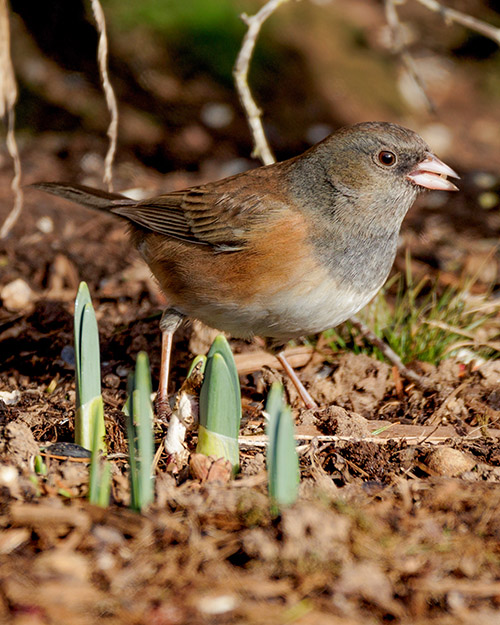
[189,276,383,340]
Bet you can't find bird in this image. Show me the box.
[33,121,459,413]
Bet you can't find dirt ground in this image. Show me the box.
[1,1,500,624]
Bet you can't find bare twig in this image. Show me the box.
[90,0,119,191]
[428,380,468,424]
[234,0,293,166]
[0,0,23,240]
[238,431,496,448]
[349,315,434,390]
[384,0,435,112]
[416,0,500,45]
[385,0,500,113]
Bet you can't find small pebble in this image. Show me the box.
[104,373,120,389]
[0,466,18,487]
[36,216,54,233]
[116,365,130,378]
[197,594,238,615]
[80,152,104,174]
[472,171,497,189]
[200,102,233,129]
[0,390,20,406]
[425,447,475,477]
[60,345,76,367]
[478,191,499,210]
[1,278,34,311]
[44,442,91,458]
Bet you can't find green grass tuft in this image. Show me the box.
[326,257,499,365]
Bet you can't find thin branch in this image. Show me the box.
[416,0,500,45]
[238,433,478,447]
[0,0,23,240]
[234,0,293,166]
[349,315,434,390]
[428,380,468,424]
[90,0,119,191]
[384,0,435,113]
[0,110,23,239]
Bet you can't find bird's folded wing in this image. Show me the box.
[112,174,286,250]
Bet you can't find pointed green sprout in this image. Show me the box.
[88,401,111,507]
[74,282,105,452]
[266,382,300,512]
[34,455,47,476]
[126,351,155,512]
[187,354,207,378]
[196,335,241,471]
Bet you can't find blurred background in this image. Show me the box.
[6,0,500,176]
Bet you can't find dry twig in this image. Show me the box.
[384,0,435,112]
[385,0,500,113]
[349,315,434,390]
[234,0,293,166]
[0,0,23,240]
[90,0,119,191]
[416,0,500,45]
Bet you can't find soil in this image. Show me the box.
[1,2,500,624]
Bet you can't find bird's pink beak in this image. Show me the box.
[406,153,459,191]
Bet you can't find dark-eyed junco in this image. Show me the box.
[33,122,458,411]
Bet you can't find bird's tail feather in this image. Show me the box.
[30,182,136,212]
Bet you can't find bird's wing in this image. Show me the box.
[112,165,287,251]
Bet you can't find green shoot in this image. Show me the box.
[126,351,155,512]
[187,354,208,378]
[88,401,111,507]
[196,335,241,471]
[266,382,299,514]
[74,282,105,452]
[34,455,47,476]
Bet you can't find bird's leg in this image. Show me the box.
[275,350,317,410]
[156,308,185,421]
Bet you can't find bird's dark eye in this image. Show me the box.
[378,150,397,166]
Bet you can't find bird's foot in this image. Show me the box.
[155,393,172,424]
